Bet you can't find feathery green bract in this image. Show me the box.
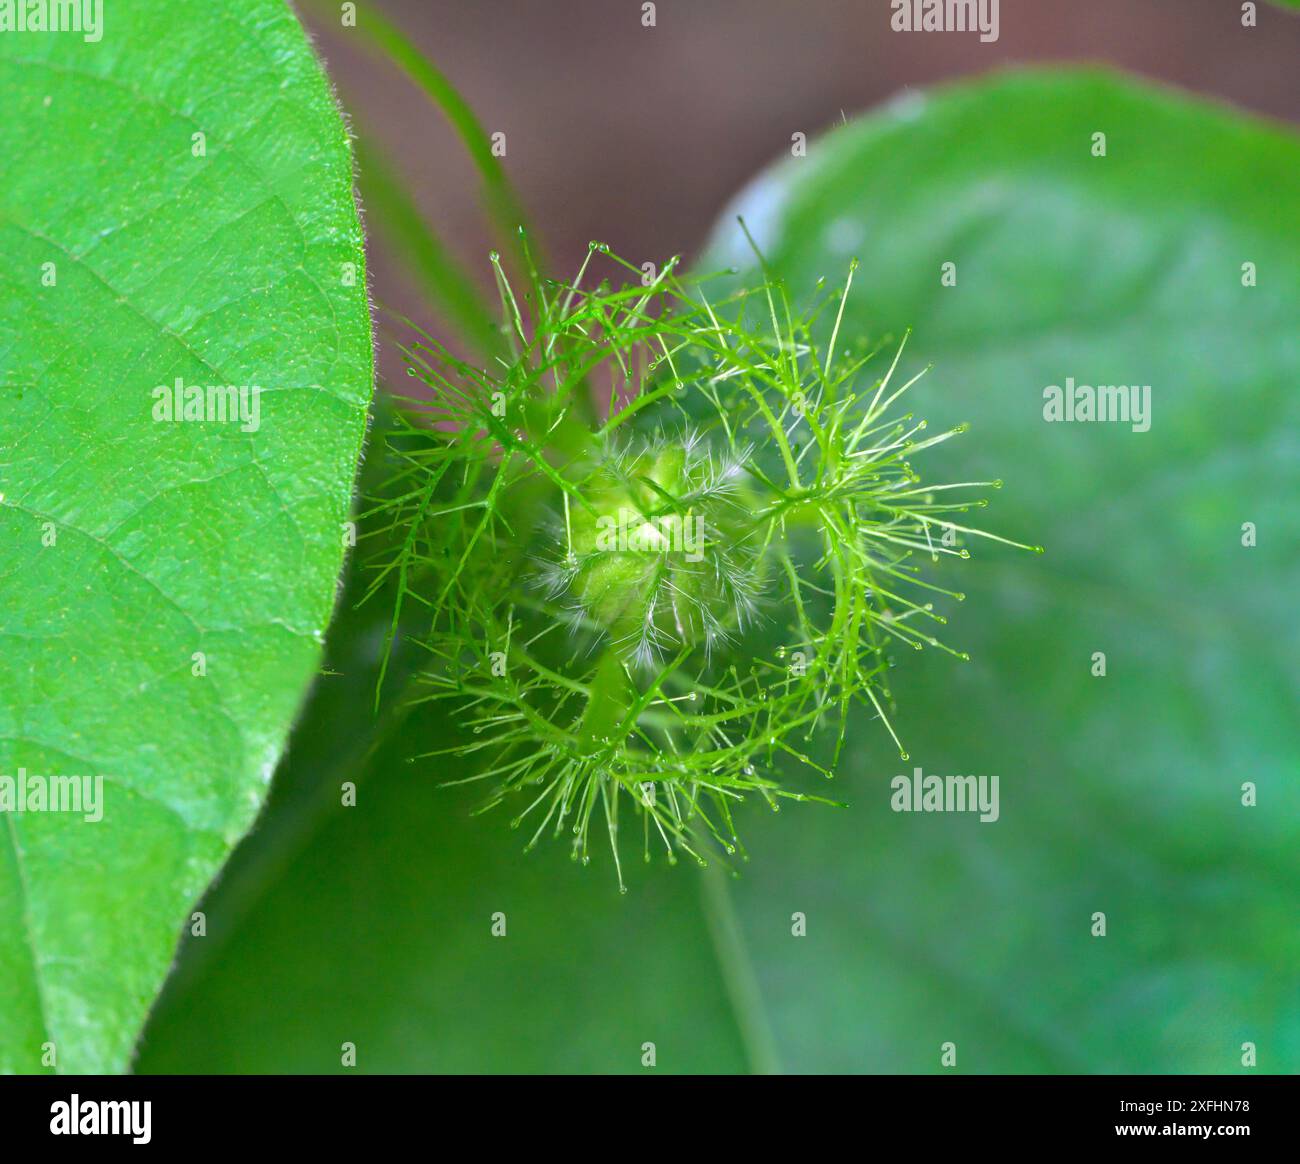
[362,237,1038,888]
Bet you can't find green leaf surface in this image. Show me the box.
[0,0,371,1073]
[701,68,1300,1072]
[141,732,753,1073]
[138,69,1297,1073]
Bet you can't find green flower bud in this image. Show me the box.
[549,435,760,665]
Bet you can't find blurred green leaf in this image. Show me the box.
[136,548,751,1073]
[700,67,1300,1072]
[138,68,1298,1074]
[0,0,371,1072]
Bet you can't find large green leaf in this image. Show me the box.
[699,68,1300,1072]
[0,0,371,1072]
[137,69,1297,1073]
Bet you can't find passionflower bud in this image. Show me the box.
[540,433,760,667]
[381,244,1038,884]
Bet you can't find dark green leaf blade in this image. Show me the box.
[701,68,1300,1072]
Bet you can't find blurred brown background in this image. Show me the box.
[303,0,1299,347]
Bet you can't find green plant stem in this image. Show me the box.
[315,0,536,272]
[699,857,782,1075]
[354,137,502,356]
